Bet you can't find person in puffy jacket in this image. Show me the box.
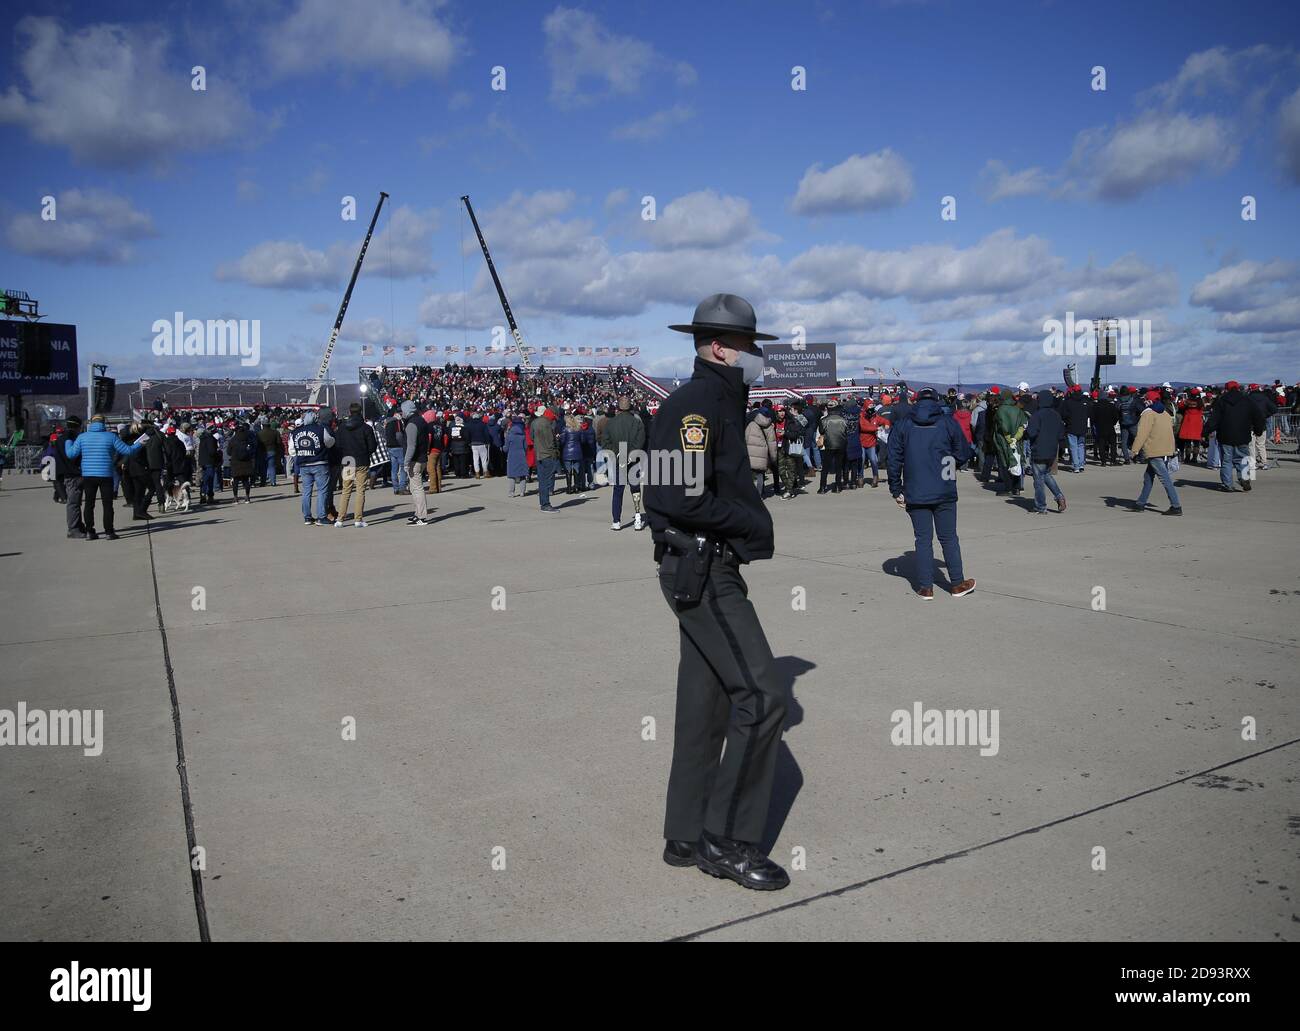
[886,390,975,600]
[843,398,864,488]
[504,416,529,497]
[1176,393,1205,465]
[560,415,585,493]
[65,415,144,539]
[744,406,777,497]
[818,400,848,494]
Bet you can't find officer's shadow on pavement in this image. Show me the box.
[760,655,813,855]
[882,552,956,593]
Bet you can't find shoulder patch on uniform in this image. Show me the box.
[680,413,709,452]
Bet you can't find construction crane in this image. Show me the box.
[307,190,388,406]
[460,194,533,369]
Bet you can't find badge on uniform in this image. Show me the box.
[680,414,709,453]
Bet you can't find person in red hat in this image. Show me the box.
[1176,387,1206,465]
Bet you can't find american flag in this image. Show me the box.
[445,345,458,353]
[624,347,639,356]
[383,346,395,356]
[560,347,573,355]
[465,345,477,354]
[361,345,373,356]
[403,345,415,356]
[542,346,556,355]
[578,346,591,355]
[425,345,436,354]
[596,347,610,356]
[139,379,153,390]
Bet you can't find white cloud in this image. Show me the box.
[6,188,155,264]
[0,17,255,170]
[641,191,760,250]
[611,104,693,142]
[785,229,1060,301]
[216,240,339,290]
[216,205,439,289]
[543,6,694,106]
[1190,259,1300,333]
[268,0,457,79]
[1140,45,1283,108]
[979,160,1053,202]
[1072,111,1237,201]
[791,149,914,215]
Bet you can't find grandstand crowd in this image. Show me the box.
[27,363,1298,539]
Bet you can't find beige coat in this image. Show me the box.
[745,412,777,471]
[1131,406,1176,460]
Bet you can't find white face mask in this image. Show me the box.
[729,348,765,386]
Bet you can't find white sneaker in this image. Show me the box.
[334,519,344,527]
[611,520,621,531]
[355,520,367,528]
[633,515,645,531]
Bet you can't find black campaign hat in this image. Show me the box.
[668,293,778,341]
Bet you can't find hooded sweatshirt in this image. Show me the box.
[1026,390,1066,463]
[886,397,968,505]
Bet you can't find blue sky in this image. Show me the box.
[3,0,1299,386]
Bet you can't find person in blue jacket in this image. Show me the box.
[65,415,144,540]
[886,389,976,600]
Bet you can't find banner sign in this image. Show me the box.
[760,342,837,387]
[0,320,80,394]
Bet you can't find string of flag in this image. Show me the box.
[358,344,639,357]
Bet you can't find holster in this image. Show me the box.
[662,526,713,604]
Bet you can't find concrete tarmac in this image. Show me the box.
[1,454,1296,941]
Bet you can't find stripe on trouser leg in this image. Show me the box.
[707,586,764,841]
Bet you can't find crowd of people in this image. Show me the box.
[34,365,1295,542]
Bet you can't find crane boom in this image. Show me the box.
[308,190,388,406]
[460,194,533,369]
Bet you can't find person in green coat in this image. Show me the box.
[993,394,1028,496]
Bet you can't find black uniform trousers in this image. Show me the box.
[658,553,786,845]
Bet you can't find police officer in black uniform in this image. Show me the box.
[644,294,790,891]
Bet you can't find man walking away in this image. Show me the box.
[818,399,848,493]
[1025,390,1067,514]
[293,409,334,523]
[887,389,976,599]
[197,422,221,504]
[258,419,281,487]
[335,402,377,527]
[401,400,431,525]
[65,415,144,540]
[56,416,85,538]
[1128,391,1182,515]
[1247,383,1277,471]
[600,395,647,529]
[1206,381,1264,493]
[384,406,407,493]
[531,406,561,513]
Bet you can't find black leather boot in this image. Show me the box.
[695,830,790,890]
[662,839,696,867]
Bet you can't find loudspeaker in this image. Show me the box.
[17,323,52,377]
[1063,363,1078,388]
[92,376,116,414]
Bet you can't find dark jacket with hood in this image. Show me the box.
[334,413,377,467]
[1059,390,1090,435]
[1207,389,1265,447]
[1026,391,1067,463]
[55,425,82,478]
[886,397,968,505]
[644,356,774,563]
